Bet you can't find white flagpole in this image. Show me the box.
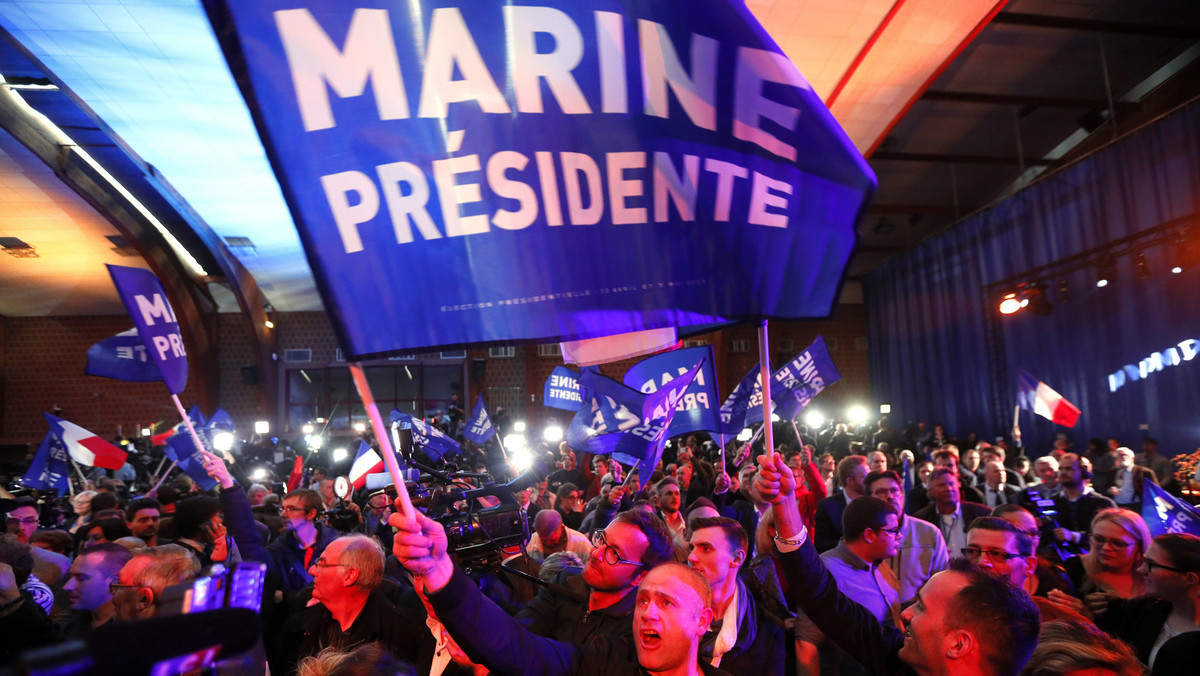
[67,457,89,487]
[757,320,775,457]
[350,363,416,519]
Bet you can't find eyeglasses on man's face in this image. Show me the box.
[960,546,1023,562]
[590,530,644,567]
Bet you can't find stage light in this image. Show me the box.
[251,468,269,482]
[332,447,348,462]
[212,432,235,452]
[1057,278,1070,302]
[847,406,869,425]
[510,444,533,472]
[1135,251,1150,279]
[513,421,527,433]
[302,423,315,434]
[254,420,270,435]
[1170,229,1200,273]
[805,411,825,429]
[1095,257,1117,288]
[354,422,366,433]
[307,434,324,450]
[999,292,1022,315]
[543,425,564,442]
[141,427,152,437]
[879,404,891,414]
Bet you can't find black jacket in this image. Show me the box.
[273,591,424,675]
[911,501,993,532]
[515,571,635,645]
[698,576,786,675]
[776,536,914,676]
[266,523,339,593]
[813,493,849,553]
[1097,595,1172,665]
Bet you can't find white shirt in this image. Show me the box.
[939,507,968,554]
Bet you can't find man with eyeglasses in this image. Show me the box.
[273,534,422,676]
[821,496,903,629]
[111,544,200,622]
[963,517,1092,625]
[267,487,339,593]
[2,497,69,586]
[866,470,948,606]
[515,508,675,645]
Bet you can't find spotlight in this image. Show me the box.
[302,423,315,435]
[1095,257,1117,288]
[510,445,533,472]
[251,468,269,482]
[212,432,235,452]
[332,447,348,463]
[354,422,366,433]
[805,411,825,429]
[254,420,270,435]
[879,404,891,414]
[999,293,1022,315]
[847,406,869,425]
[141,427,152,437]
[307,434,324,450]
[1057,278,1070,303]
[513,421,527,433]
[543,425,564,442]
[1170,229,1200,273]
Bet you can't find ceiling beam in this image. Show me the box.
[871,151,1063,167]
[922,89,1140,111]
[992,12,1200,39]
[869,203,965,216]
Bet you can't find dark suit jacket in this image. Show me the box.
[813,493,850,553]
[979,483,1021,508]
[911,501,992,532]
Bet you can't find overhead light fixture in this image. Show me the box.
[1095,257,1117,288]
[1135,251,1151,279]
[1170,228,1199,274]
[998,282,1052,316]
[1057,278,1070,303]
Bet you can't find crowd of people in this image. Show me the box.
[1,416,1199,676]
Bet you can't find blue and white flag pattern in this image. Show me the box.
[463,395,496,444]
[391,410,463,462]
[1142,481,1200,538]
[624,346,719,437]
[22,432,72,493]
[86,328,163,383]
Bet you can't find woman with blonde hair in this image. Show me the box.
[1049,508,1152,619]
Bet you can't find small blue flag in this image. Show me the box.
[623,346,720,437]
[107,265,188,395]
[544,366,585,411]
[1142,481,1200,538]
[568,361,702,481]
[463,395,496,444]
[720,367,764,433]
[85,328,163,383]
[165,431,219,491]
[22,431,71,493]
[391,410,463,462]
[769,336,840,420]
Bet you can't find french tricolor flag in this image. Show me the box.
[44,413,128,470]
[348,440,384,490]
[1017,370,1081,428]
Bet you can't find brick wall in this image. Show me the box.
[2,305,871,447]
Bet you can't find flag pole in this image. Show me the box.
[67,457,89,488]
[350,362,416,519]
[152,454,169,479]
[757,320,775,458]
[149,461,177,494]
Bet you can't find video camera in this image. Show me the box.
[422,460,547,572]
[1020,487,1078,561]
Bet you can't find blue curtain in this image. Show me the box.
[865,101,1200,457]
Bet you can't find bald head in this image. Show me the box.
[534,509,564,540]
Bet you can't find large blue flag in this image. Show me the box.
[568,361,702,481]
[624,346,719,437]
[203,0,875,359]
[391,410,463,462]
[165,431,219,491]
[769,336,840,420]
[22,431,71,493]
[86,328,163,383]
[106,265,188,395]
[462,395,497,444]
[1142,481,1200,538]
[544,366,584,411]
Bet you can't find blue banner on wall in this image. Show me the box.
[203,0,875,359]
[624,345,719,436]
[107,265,188,395]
